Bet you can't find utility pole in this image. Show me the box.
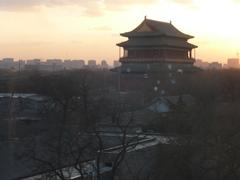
[18,59,20,73]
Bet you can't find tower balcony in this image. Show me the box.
[119,57,195,64]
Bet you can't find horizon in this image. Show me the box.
[0,57,239,66]
[0,0,240,63]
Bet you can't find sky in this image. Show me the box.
[0,0,240,64]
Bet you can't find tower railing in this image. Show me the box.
[119,57,195,63]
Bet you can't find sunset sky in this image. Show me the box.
[0,0,240,64]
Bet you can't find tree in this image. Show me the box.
[19,70,141,180]
[144,69,240,180]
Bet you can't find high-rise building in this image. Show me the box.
[227,58,239,68]
[2,58,14,63]
[194,59,209,69]
[17,60,26,71]
[88,60,97,68]
[27,59,41,65]
[46,59,63,66]
[45,59,63,71]
[72,60,85,69]
[63,60,85,69]
[209,62,222,69]
[25,59,41,70]
[101,60,108,69]
[0,58,15,70]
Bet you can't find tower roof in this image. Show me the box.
[121,18,193,39]
[117,38,197,49]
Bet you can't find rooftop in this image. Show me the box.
[117,37,197,49]
[120,18,194,39]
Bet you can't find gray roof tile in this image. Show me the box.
[121,18,193,39]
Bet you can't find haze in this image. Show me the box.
[0,0,240,63]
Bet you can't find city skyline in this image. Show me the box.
[0,0,240,63]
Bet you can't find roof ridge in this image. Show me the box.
[146,18,170,25]
[120,18,194,39]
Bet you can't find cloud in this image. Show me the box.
[171,0,193,4]
[0,0,97,11]
[89,26,112,31]
[0,0,157,15]
[0,40,54,45]
[168,0,198,10]
[0,0,81,7]
[104,0,156,7]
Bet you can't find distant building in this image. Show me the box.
[227,58,239,68]
[223,64,228,69]
[46,59,62,66]
[27,59,41,65]
[2,58,14,63]
[88,60,97,68]
[63,60,85,69]
[17,60,26,71]
[209,62,222,70]
[45,59,63,71]
[63,60,72,69]
[194,59,209,69]
[101,60,108,69]
[72,60,85,69]
[0,58,15,70]
[0,59,26,71]
[113,60,121,68]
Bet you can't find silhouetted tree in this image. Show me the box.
[19,70,141,180]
